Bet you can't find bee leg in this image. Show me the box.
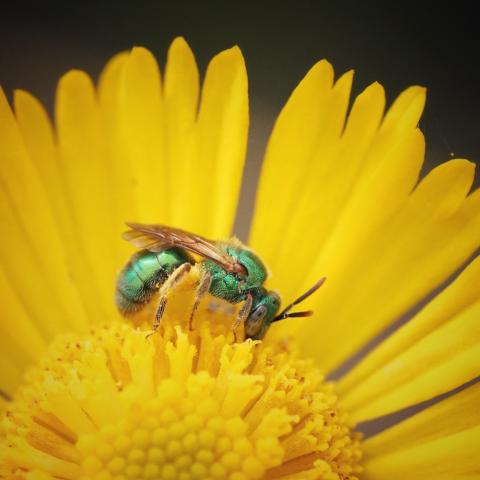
[232,293,253,342]
[150,295,167,335]
[189,271,212,331]
[169,262,192,288]
[148,263,192,336]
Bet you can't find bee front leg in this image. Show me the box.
[149,263,192,336]
[189,270,212,331]
[232,293,253,342]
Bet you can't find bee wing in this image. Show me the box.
[123,223,246,275]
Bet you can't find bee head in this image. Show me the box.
[245,290,280,340]
[245,277,327,340]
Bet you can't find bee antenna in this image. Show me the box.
[272,277,326,322]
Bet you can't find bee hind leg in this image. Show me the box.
[148,263,192,337]
[189,270,212,331]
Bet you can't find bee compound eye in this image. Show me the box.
[246,305,268,338]
[250,305,267,324]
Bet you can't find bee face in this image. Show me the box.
[245,290,281,340]
[245,304,268,338]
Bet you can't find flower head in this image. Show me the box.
[1,267,362,479]
[0,37,479,479]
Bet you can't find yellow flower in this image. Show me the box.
[0,37,478,479]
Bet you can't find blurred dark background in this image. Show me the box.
[1,1,478,238]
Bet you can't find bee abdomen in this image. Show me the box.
[116,259,165,315]
[115,248,194,316]
[115,286,150,315]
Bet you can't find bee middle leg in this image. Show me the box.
[150,263,192,335]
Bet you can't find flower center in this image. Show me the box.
[0,269,363,479]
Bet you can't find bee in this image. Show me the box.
[116,223,325,340]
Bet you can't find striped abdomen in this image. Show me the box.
[116,248,193,315]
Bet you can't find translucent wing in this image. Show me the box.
[123,223,246,275]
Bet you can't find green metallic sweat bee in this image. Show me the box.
[116,223,325,340]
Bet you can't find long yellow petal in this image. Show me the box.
[343,298,480,421]
[381,84,427,132]
[363,382,480,456]
[0,268,46,370]
[410,157,475,218]
[253,85,427,351]
[13,90,67,238]
[338,256,480,395]
[97,51,140,267]
[196,45,249,238]
[250,60,335,264]
[163,37,200,230]
[293,158,478,372]
[120,47,167,223]
[364,425,480,480]
[0,88,88,334]
[0,353,22,398]
[266,70,355,284]
[55,71,120,319]
[0,187,64,338]
[97,51,136,228]
[261,81,385,299]
[14,90,100,321]
[305,87,427,281]
[0,262,45,396]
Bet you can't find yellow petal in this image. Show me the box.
[13,90,66,237]
[163,37,200,229]
[98,40,246,238]
[338,255,480,395]
[0,353,23,399]
[0,88,88,334]
[363,382,480,457]
[196,45,249,237]
[120,47,167,223]
[305,87,426,280]
[293,157,478,372]
[0,268,46,370]
[408,157,475,219]
[365,426,480,480]
[252,85,427,354]
[343,298,480,421]
[381,84,427,133]
[250,60,336,265]
[0,188,63,338]
[259,81,385,299]
[14,90,100,321]
[56,70,121,319]
[97,51,137,245]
